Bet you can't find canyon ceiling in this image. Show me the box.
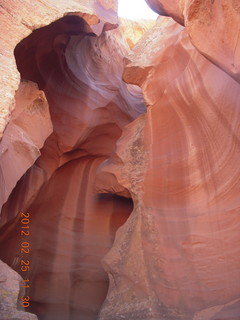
[0,1,240,320]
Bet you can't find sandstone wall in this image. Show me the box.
[1,0,240,320]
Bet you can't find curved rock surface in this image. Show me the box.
[185,0,240,83]
[145,0,185,25]
[146,0,240,83]
[0,3,145,219]
[1,0,240,320]
[1,157,133,320]
[0,81,52,215]
[0,0,145,319]
[99,16,240,320]
[0,0,118,139]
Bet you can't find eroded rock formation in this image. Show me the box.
[0,81,52,215]
[0,260,37,320]
[0,0,118,139]
[146,0,240,82]
[1,0,240,320]
[98,13,240,320]
[0,1,145,319]
[0,3,145,223]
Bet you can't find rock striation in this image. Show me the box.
[1,0,240,320]
[99,13,240,320]
[0,1,144,319]
[0,0,118,139]
[0,1,145,222]
[146,0,240,83]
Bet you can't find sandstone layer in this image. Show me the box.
[1,0,240,320]
[146,0,240,83]
[1,158,133,320]
[0,1,146,319]
[0,0,118,139]
[0,81,52,214]
[98,15,240,320]
[0,1,145,221]
[0,259,38,320]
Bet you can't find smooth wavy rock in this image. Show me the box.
[0,2,145,319]
[98,17,240,319]
[0,157,133,320]
[0,4,145,221]
[14,15,145,152]
[145,0,185,25]
[0,0,118,139]
[145,0,240,83]
[0,0,122,216]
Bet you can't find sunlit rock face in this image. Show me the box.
[146,0,240,83]
[145,0,186,25]
[118,19,156,49]
[98,16,240,320]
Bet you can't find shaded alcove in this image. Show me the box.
[0,158,133,320]
[0,13,145,320]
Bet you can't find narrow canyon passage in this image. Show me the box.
[2,1,240,320]
[0,13,144,320]
[0,156,133,320]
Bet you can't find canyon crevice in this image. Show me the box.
[0,1,240,320]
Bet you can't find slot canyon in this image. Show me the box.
[0,1,240,320]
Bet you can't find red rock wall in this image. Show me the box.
[146,0,240,83]
[0,81,52,217]
[0,260,37,320]
[1,156,132,320]
[1,0,240,320]
[98,14,240,320]
[0,1,144,319]
[0,0,118,139]
[0,10,145,222]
